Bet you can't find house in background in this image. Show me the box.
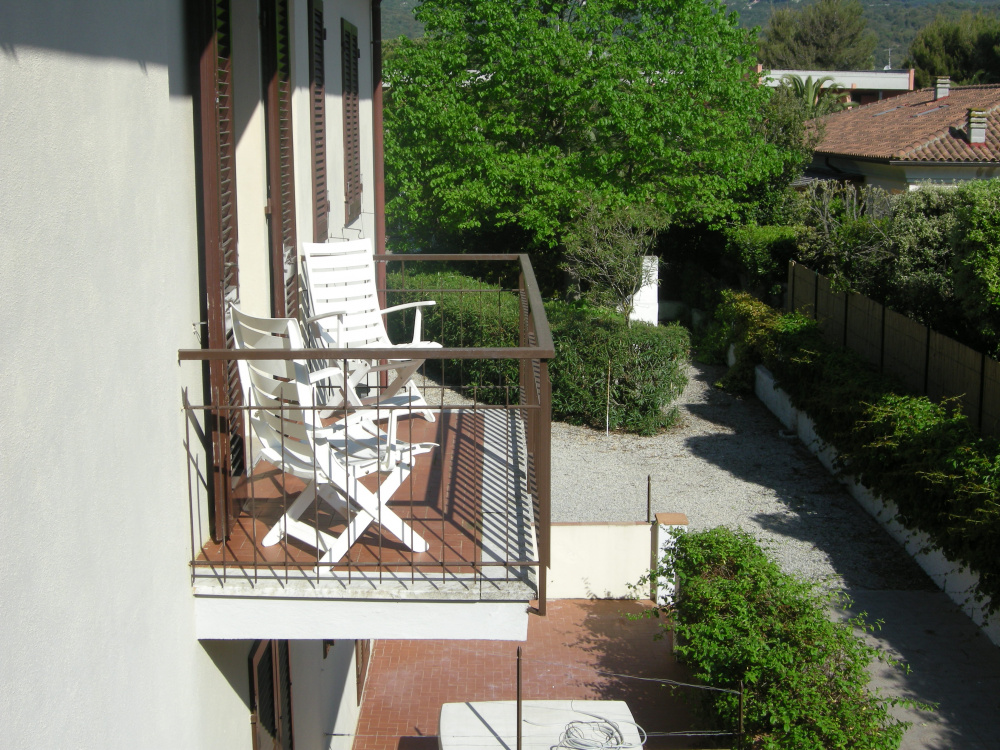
[0,2,550,749]
[759,66,915,106]
[806,78,1000,191]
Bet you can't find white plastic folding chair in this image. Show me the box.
[231,308,434,564]
[301,238,440,442]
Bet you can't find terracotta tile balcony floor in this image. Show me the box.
[194,408,538,593]
[353,600,706,750]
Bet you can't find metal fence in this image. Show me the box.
[787,261,1000,438]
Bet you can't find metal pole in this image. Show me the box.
[738,679,745,750]
[517,646,523,750]
[646,474,652,524]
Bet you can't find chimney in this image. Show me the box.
[968,109,987,145]
[935,76,950,99]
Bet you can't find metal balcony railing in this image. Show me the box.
[179,254,552,606]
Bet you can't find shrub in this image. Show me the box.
[709,292,1000,613]
[386,269,521,404]
[793,180,1000,356]
[546,301,689,435]
[387,271,690,433]
[640,528,917,749]
[951,179,1000,346]
[722,224,799,296]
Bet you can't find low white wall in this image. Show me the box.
[755,365,1000,646]
[547,523,652,599]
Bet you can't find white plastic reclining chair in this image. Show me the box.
[231,308,434,564]
[301,238,440,441]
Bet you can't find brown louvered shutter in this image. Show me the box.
[262,0,299,318]
[342,18,362,226]
[251,640,294,750]
[197,0,243,542]
[309,1,330,242]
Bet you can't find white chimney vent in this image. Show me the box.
[936,76,950,99]
[968,109,987,145]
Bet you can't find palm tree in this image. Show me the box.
[781,74,850,117]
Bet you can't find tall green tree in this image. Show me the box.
[906,12,1000,88]
[384,0,790,257]
[759,0,877,70]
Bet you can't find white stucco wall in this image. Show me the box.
[290,639,361,750]
[0,3,253,748]
[233,0,275,318]
[547,523,653,599]
[818,155,1000,191]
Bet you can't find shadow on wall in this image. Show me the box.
[200,640,253,711]
[0,3,193,97]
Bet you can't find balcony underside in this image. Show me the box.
[193,407,538,602]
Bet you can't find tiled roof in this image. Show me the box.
[813,83,1000,162]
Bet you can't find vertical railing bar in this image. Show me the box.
[538,359,550,616]
[504,369,512,584]
[185,401,197,585]
[312,399,321,585]
[376,393,384,588]
[248,403,259,584]
[343,358,353,587]
[280,398,289,585]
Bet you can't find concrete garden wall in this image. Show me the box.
[547,517,688,601]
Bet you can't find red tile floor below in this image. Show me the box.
[353,600,708,750]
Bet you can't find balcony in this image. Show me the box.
[180,255,552,639]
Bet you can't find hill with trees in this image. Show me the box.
[381,0,1000,70]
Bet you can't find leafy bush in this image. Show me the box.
[710,292,1000,612]
[387,271,690,433]
[698,289,815,392]
[951,179,1000,345]
[640,528,916,749]
[793,179,1000,356]
[546,301,689,435]
[722,224,799,296]
[386,269,521,404]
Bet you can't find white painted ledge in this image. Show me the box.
[754,364,1000,646]
[195,597,530,640]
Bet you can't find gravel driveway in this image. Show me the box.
[551,360,932,592]
[552,360,1000,750]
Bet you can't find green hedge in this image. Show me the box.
[708,291,1000,613]
[386,270,689,434]
[546,301,689,435]
[641,528,916,749]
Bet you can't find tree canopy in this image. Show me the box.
[758,0,877,70]
[383,0,793,255]
[905,11,1000,87]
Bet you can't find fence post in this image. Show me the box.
[516,646,522,750]
[738,680,745,750]
[979,352,987,431]
[923,326,931,394]
[813,268,819,321]
[842,292,849,348]
[787,260,795,313]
